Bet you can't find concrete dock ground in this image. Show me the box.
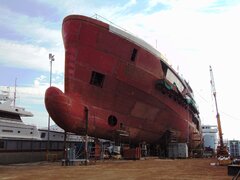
[0,158,231,180]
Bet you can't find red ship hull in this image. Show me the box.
[45,15,201,148]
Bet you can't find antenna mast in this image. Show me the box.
[14,78,17,107]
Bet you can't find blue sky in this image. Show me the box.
[0,0,240,140]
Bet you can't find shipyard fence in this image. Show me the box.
[0,139,83,164]
[0,139,80,152]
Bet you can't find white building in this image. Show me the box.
[202,125,218,151]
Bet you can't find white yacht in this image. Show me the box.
[0,90,40,140]
[0,89,84,142]
[0,88,93,164]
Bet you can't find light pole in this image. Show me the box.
[47,53,54,159]
[49,53,54,87]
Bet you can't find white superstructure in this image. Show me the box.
[0,90,40,140]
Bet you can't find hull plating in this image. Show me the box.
[45,15,201,147]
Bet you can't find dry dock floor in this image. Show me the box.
[0,158,231,179]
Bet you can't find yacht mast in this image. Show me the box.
[13,78,17,107]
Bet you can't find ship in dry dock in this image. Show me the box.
[45,15,202,153]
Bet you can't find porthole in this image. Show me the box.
[108,115,117,127]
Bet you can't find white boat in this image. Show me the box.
[0,88,96,164]
[0,89,84,142]
[0,90,40,140]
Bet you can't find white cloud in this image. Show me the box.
[39,0,137,21]
[34,75,47,88]
[0,5,64,73]
[0,6,61,46]
[0,39,64,73]
[147,0,221,11]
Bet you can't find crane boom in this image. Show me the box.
[209,66,228,157]
[210,66,216,95]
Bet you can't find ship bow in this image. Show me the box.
[45,87,85,133]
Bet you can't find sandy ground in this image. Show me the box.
[0,158,231,180]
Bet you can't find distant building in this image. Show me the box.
[228,140,240,158]
[201,125,217,156]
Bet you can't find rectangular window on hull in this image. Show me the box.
[131,48,138,61]
[161,61,168,75]
[90,71,105,88]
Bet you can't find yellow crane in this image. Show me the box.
[209,66,229,158]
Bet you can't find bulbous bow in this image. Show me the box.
[45,87,85,133]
